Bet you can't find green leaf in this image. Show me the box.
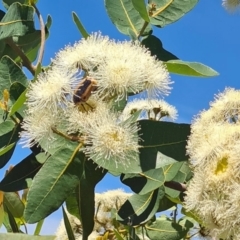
[24,143,84,223]
[0,56,28,96]
[4,206,20,232]
[121,168,165,195]
[0,121,15,136]
[4,192,24,218]
[131,0,150,22]
[65,186,81,221]
[0,3,35,40]
[146,216,191,240]
[9,88,26,117]
[157,195,176,212]
[2,14,51,63]
[45,15,52,29]
[9,82,26,101]
[165,162,191,199]
[148,0,198,27]
[165,60,219,77]
[117,187,164,226]
[138,120,190,172]
[121,161,184,195]
[2,0,28,9]
[0,120,19,169]
[105,0,152,37]
[62,207,75,240]
[79,160,107,240]
[72,12,89,39]
[0,233,55,239]
[163,162,184,182]
[0,153,45,192]
[141,35,178,61]
[113,229,125,240]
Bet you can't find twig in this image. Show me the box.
[138,21,149,39]
[32,3,45,67]
[5,37,36,76]
[51,127,81,142]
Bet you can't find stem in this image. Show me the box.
[32,3,45,67]
[34,219,44,235]
[138,21,149,39]
[51,127,81,142]
[172,206,177,223]
[164,181,187,192]
[5,37,36,76]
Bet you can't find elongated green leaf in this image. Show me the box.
[146,216,192,240]
[105,0,152,37]
[4,192,24,218]
[9,89,26,117]
[62,207,75,240]
[65,186,81,221]
[0,3,35,40]
[72,12,89,39]
[79,160,107,240]
[166,60,219,77]
[113,229,125,240]
[131,0,150,22]
[0,233,55,239]
[0,153,46,192]
[8,82,26,118]
[0,142,15,156]
[117,187,164,226]
[4,206,20,232]
[148,0,198,27]
[141,35,178,61]
[0,120,20,168]
[24,143,84,223]
[46,15,52,29]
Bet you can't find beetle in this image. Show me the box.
[73,77,98,105]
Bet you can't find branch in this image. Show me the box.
[32,3,45,67]
[5,37,36,76]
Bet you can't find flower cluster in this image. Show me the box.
[185,88,240,239]
[21,33,173,170]
[121,98,178,121]
[55,189,132,240]
[222,0,240,12]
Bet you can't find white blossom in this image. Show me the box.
[122,98,177,121]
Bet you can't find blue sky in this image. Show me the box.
[1,0,240,235]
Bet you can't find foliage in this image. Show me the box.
[0,0,220,239]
